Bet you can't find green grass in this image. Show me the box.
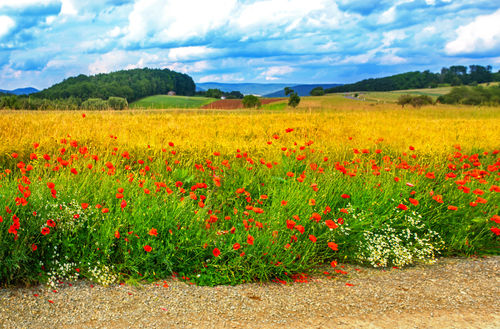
[339,82,500,103]
[130,95,216,109]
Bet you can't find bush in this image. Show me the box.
[437,85,500,105]
[108,97,128,110]
[309,87,325,96]
[242,95,261,108]
[397,94,433,108]
[80,98,109,110]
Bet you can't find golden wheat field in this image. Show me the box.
[1,96,499,159]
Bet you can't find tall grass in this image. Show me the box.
[0,96,498,286]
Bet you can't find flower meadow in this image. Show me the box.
[0,101,499,286]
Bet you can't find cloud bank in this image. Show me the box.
[0,0,499,89]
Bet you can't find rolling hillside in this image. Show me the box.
[130,95,215,109]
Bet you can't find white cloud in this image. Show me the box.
[378,6,396,25]
[60,0,77,16]
[198,73,243,83]
[122,0,349,47]
[164,61,210,74]
[0,0,58,8]
[124,0,237,44]
[259,65,294,80]
[168,46,217,61]
[445,9,500,55]
[378,53,406,65]
[382,30,406,47]
[0,15,15,38]
[88,50,130,74]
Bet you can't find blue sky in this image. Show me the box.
[0,0,499,90]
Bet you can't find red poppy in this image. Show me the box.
[409,198,419,206]
[247,235,254,245]
[397,204,408,210]
[325,220,338,229]
[41,227,50,235]
[115,231,120,239]
[212,248,221,257]
[143,245,152,252]
[31,243,37,251]
[46,219,56,227]
[341,194,350,199]
[330,260,337,268]
[81,203,89,210]
[448,205,458,211]
[233,243,241,250]
[149,228,158,237]
[328,242,338,251]
[308,235,317,243]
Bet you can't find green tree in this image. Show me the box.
[205,89,223,98]
[309,86,325,96]
[242,95,261,108]
[285,87,300,107]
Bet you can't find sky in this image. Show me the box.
[0,0,499,90]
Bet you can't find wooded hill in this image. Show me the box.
[35,68,195,102]
[325,65,499,93]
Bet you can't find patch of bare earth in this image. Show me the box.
[0,256,498,329]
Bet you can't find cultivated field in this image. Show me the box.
[130,95,215,109]
[0,95,498,287]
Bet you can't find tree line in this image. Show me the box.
[195,89,244,99]
[325,65,500,93]
[0,68,196,110]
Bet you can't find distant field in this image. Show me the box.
[340,82,499,103]
[200,98,286,109]
[130,95,215,109]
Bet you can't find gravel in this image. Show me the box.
[1,256,499,329]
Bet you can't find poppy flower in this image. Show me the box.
[247,235,254,245]
[31,243,37,251]
[328,242,338,251]
[325,220,338,229]
[233,243,241,250]
[143,245,152,252]
[149,228,158,237]
[409,198,419,206]
[212,248,220,257]
[330,260,337,268]
[115,231,120,239]
[308,235,317,243]
[46,219,56,227]
[397,204,408,210]
[341,194,350,199]
[41,227,50,235]
[448,205,458,211]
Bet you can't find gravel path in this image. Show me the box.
[1,256,499,329]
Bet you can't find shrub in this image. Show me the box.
[397,94,433,108]
[80,98,109,110]
[242,95,261,108]
[108,97,128,110]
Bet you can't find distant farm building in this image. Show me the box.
[167,91,176,96]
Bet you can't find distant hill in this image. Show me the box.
[325,65,499,93]
[264,84,342,97]
[35,68,195,102]
[196,82,293,96]
[0,87,39,95]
